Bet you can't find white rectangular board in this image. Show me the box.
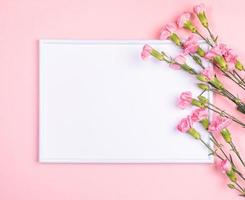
[39,40,213,163]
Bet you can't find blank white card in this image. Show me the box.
[39,40,212,163]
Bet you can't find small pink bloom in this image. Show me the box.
[165,23,177,33]
[175,53,186,65]
[201,66,215,80]
[218,44,237,62]
[170,54,186,70]
[190,108,208,123]
[177,91,193,109]
[141,44,153,60]
[218,43,228,55]
[160,23,177,40]
[183,34,199,54]
[208,115,232,134]
[160,31,171,40]
[227,62,236,71]
[170,63,181,70]
[193,4,206,15]
[205,45,222,59]
[216,159,231,174]
[177,116,192,133]
[177,12,192,28]
[224,49,237,64]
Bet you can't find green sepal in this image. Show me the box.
[183,21,197,33]
[227,183,235,189]
[226,169,237,183]
[197,83,209,90]
[200,118,209,129]
[213,56,228,71]
[181,64,196,74]
[198,95,208,104]
[221,128,232,144]
[210,77,224,89]
[197,47,205,57]
[191,99,204,108]
[192,55,202,66]
[151,49,164,61]
[196,74,209,82]
[197,12,209,28]
[235,60,244,71]
[188,128,201,139]
[170,33,181,46]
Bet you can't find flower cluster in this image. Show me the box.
[141,3,245,196]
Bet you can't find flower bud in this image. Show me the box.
[184,21,197,33]
[197,13,208,28]
[197,83,209,90]
[181,64,196,74]
[151,49,164,61]
[197,47,205,57]
[221,128,232,144]
[198,95,208,104]
[235,60,244,71]
[200,118,209,129]
[169,33,181,46]
[214,56,228,71]
[191,99,204,108]
[193,4,209,28]
[196,74,209,82]
[227,183,236,189]
[226,169,237,183]
[192,55,202,66]
[210,77,224,90]
[187,128,201,139]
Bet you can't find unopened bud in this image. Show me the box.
[188,128,201,139]
[197,47,205,57]
[196,74,209,82]
[200,118,209,129]
[210,77,224,89]
[191,99,204,108]
[198,95,208,104]
[151,49,164,61]
[197,83,209,90]
[235,60,244,71]
[184,21,197,33]
[197,12,208,28]
[214,56,228,71]
[170,33,181,46]
[221,128,232,144]
[226,169,237,183]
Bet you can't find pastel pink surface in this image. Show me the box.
[1,0,245,199]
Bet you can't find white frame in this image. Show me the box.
[39,40,213,163]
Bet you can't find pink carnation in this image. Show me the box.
[205,44,237,69]
[170,54,186,70]
[177,91,193,109]
[176,12,192,28]
[216,159,231,174]
[201,66,215,80]
[177,116,192,133]
[183,34,199,54]
[190,108,208,123]
[141,44,153,60]
[204,45,222,59]
[208,115,232,134]
[160,23,177,40]
[193,4,206,15]
[219,44,237,61]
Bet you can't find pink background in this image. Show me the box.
[1,0,245,199]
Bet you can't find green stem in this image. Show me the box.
[195,30,214,47]
[206,26,217,44]
[230,141,245,168]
